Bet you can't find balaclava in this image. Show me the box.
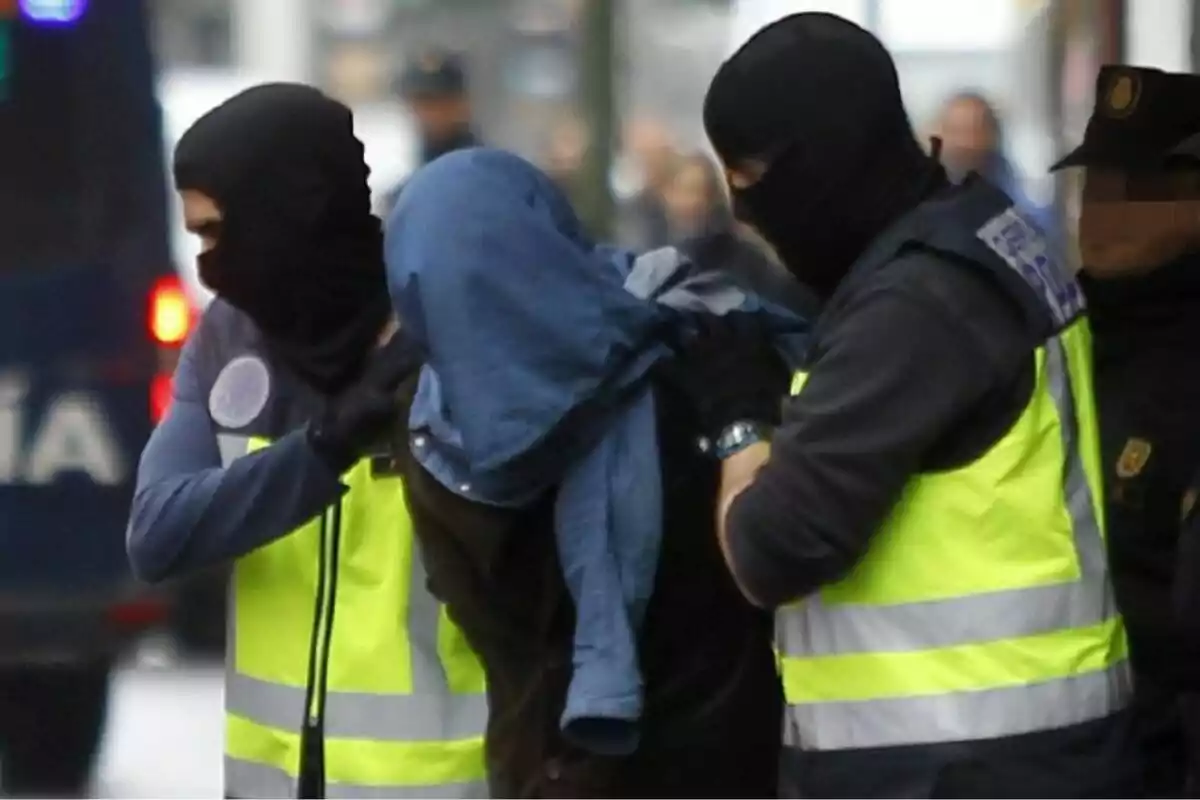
[173,83,390,394]
[703,13,946,298]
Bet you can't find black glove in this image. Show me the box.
[307,328,424,472]
[660,313,791,443]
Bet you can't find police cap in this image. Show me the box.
[393,49,468,99]
[1051,65,1200,171]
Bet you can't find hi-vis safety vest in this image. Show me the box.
[218,435,488,798]
[777,318,1131,752]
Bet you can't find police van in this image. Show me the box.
[0,1,187,792]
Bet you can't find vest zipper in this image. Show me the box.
[298,500,344,799]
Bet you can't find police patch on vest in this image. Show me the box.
[209,355,271,430]
[1115,437,1152,479]
[976,207,1085,328]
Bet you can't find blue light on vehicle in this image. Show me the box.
[19,0,87,25]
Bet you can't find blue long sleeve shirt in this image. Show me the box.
[125,302,346,584]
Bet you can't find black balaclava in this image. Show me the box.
[703,13,947,298]
[173,83,390,394]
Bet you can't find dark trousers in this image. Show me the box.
[778,712,1144,799]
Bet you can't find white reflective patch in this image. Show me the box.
[976,206,1085,327]
[209,356,271,430]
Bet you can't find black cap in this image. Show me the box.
[394,49,467,99]
[1051,65,1200,171]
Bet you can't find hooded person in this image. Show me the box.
[664,13,1140,797]
[382,146,806,797]
[172,82,392,395]
[125,83,489,799]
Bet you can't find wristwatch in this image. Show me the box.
[712,420,772,460]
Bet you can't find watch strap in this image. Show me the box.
[712,420,771,460]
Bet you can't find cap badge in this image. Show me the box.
[1115,437,1152,479]
[1104,72,1141,119]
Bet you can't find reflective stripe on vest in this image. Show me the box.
[777,320,1130,752]
[217,434,488,798]
[224,756,482,800]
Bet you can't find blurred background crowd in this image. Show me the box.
[3,0,1198,796]
[156,0,1191,305]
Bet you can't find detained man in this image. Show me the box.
[383,146,804,798]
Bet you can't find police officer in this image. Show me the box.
[380,48,480,215]
[669,14,1138,797]
[126,84,487,799]
[1052,65,1200,797]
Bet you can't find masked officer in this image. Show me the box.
[380,48,480,216]
[125,84,487,799]
[669,13,1138,797]
[1052,65,1200,797]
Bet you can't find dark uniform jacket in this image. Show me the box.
[728,178,1141,798]
[1085,256,1200,797]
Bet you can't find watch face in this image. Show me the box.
[715,421,767,459]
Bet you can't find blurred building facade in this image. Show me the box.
[148,0,728,149]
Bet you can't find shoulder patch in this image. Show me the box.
[209,355,271,430]
[1115,437,1152,479]
[976,207,1084,327]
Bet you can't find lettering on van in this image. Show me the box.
[0,374,124,486]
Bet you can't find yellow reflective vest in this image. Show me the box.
[776,318,1131,751]
[220,435,488,798]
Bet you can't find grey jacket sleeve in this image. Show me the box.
[125,325,347,584]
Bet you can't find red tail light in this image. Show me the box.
[149,277,192,346]
[150,373,173,424]
[107,597,170,629]
[148,276,195,424]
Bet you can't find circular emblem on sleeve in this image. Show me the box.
[209,355,271,430]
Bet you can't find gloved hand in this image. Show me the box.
[660,312,791,443]
[307,327,424,472]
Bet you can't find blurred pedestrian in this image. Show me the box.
[662,151,728,240]
[668,12,1137,797]
[380,48,480,214]
[540,113,592,218]
[125,84,486,799]
[665,152,817,316]
[616,117,675,251]
[1054,64,1200,798]
[935,90,1056,234]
